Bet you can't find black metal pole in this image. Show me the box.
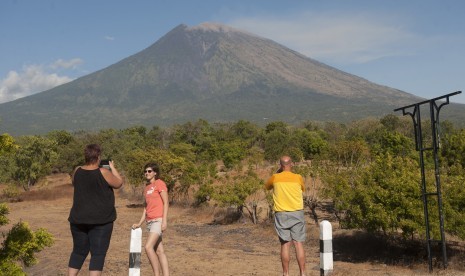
[394,91,461,273]
[430,101,448,269]
[415,105,433,272]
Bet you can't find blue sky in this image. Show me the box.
[1,0,464,104]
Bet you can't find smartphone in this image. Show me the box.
[99,159,111,170]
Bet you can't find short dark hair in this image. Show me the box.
[84,144,101,164]
[144,162,160,180]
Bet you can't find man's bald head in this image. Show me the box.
[279,155,292,169]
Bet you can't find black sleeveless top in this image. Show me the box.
[68,167,116,224]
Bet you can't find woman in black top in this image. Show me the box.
[68,144,123,276]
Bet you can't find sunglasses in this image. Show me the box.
[144,169,153,174]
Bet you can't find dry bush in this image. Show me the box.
[1,183,22,202]
[212,207,242,225]
[185,204,218,223]
[20,183,72,201]
[118,181,144,203]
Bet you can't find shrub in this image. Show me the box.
[0,203,54,274]
[2,184,21,201]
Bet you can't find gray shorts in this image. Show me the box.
[146,218,162,235]
[274,210,306,242]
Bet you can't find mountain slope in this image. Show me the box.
[0,23,461,136]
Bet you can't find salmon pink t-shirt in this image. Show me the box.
[144,179,168,220]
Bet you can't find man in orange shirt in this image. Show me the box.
[265,155,306,276]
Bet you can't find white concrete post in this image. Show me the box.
[129,228,142,276]
[319,220,333,276]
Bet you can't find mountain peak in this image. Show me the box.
[187,22,241,33]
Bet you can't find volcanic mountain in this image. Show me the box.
[0,23,462,135]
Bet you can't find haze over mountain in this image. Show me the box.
[0,23,463,136]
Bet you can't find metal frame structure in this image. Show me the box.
[394,91,461,272]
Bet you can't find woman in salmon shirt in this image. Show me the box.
[132,162,169,276]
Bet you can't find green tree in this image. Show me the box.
[213,171,262,223]
[169,142,196,161]
[0,133,17,154]
[329,139,370,168]
[53,138,85,174]
[228,120,262,146]
[369,129,414,157]
[194,181,215,206]
[264,130,290,161]
[246,146,265,169]
[322,154,424,238]
[291,128,328,160]
[46,130,74,146]
[13,136,58,190]
[380,114,402,131]
[265,121,289,134]
[346,118,382,141]
[441,129,465,168]
[170,120,219,162]
[146,126,166,148]
[323,121,346,143]
[0,134,17,183]
[46,130,83,173]
[219,140,247,169]
[302,120,323,132]
[442,174,465,239]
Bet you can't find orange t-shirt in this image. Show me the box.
[144,179,168,220]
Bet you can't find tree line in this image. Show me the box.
[1,115,465,243]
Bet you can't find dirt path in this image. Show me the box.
[2,174,463,276]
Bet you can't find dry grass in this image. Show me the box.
[19,183,73,201]
[3,173,465,275]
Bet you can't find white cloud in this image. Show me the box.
[104,35,115,41]
[0,60,79,104]
[228,11,422,65]
[50,58,83,69]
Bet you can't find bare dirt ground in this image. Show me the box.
[2,173,465,276]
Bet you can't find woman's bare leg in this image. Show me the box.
[155,239,169,276]
[145,232,161,275]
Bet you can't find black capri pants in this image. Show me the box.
[68,222,114,271]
